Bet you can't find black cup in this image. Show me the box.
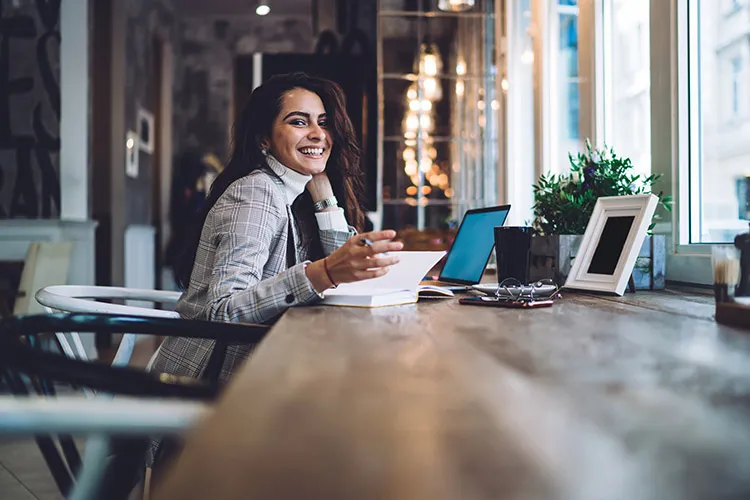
[494,226,532,284]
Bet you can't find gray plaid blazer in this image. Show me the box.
[149,167,355,381]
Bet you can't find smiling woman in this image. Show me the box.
[152,73,404,384]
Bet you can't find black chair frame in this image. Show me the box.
[0,312,270,499]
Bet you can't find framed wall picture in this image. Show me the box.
[564,194,658,296]
[137,107,155,154]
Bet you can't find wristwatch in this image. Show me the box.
[313,196,338,212]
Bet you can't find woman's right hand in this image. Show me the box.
[306,230,403,292]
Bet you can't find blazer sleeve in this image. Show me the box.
[317,209,357,256]
[203,177,322,324]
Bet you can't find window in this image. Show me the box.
[377,0,498,230]
[501,0,535,225]
[555,0,580,171]
[606,0,651,178]
[688,0,750,244]
[731,56,742,118]
[723,0,743,14]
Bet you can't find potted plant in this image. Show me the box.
[529,140,672,289]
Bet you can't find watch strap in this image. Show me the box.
[313,196,338,212]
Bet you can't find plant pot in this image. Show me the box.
[528,234,666,290]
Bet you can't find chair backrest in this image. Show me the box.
[36,285,181,317]
[35,285,181,367]
[14,242,73,315]
[0,312,259,500]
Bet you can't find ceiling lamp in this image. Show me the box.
[437,0,475,12]
[414,42,443,101]
[255,1,270,16]
[415,41,443,78]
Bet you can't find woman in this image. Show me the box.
[151,72,402,381]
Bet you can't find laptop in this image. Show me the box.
[423,204,511,292]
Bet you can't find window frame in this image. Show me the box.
[582,0,714,284]
[648,0,714,284]
[500,0,719,284]
[561,0,714,284]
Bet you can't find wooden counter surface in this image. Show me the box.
[154,290,750,500]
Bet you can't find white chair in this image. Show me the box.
[33,286,185,497]
[35,285,181,367]
[0,395,209,500]
[14,242,73,316]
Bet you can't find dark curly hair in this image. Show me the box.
[174,72,366,289]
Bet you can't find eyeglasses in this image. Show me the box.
[494,278,561,304]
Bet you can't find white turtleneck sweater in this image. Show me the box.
[265,153,349,231]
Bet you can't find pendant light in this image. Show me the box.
[437,0,475,12]
[414,40,443,101]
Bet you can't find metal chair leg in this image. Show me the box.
[3,371,75,495]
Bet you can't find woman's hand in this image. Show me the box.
[307,172,335,205]
[306,230,403,292]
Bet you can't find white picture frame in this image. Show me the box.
[564,194,659,296]
[137,107,155,154]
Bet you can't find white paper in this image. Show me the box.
[324,251,446,297]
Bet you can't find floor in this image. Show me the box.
[0,438,68,500]
[0,338,159,499]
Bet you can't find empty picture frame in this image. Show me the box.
[137,107,155,154]
[564,194,658,296]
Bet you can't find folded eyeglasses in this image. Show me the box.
[492,278,562,304]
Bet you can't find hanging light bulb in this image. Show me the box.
[403,147,416,162]
[402,109,434,135]
[437,0,475,12]
[455,80,464,97]
[404,160,418,176]
[419,113,433,132]
[456,58,467,76]
[415,41,443,77]
[421,52,439,76]
[419,157,433,173]
[412,40,443,102]
[403,112,420,134]
[406,84,417,101]
[422,76,442,101]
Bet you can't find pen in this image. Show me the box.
[360,237,389,256]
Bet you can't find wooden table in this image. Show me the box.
[153,291,750,500]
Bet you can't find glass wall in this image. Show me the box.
[377,0,498,230]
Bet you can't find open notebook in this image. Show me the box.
[322,251,449,308]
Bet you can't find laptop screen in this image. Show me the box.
[438,205,511,285]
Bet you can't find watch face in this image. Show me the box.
[314,197,335,211]
[316,197,337,210]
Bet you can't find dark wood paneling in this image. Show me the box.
[92,0,113,286]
